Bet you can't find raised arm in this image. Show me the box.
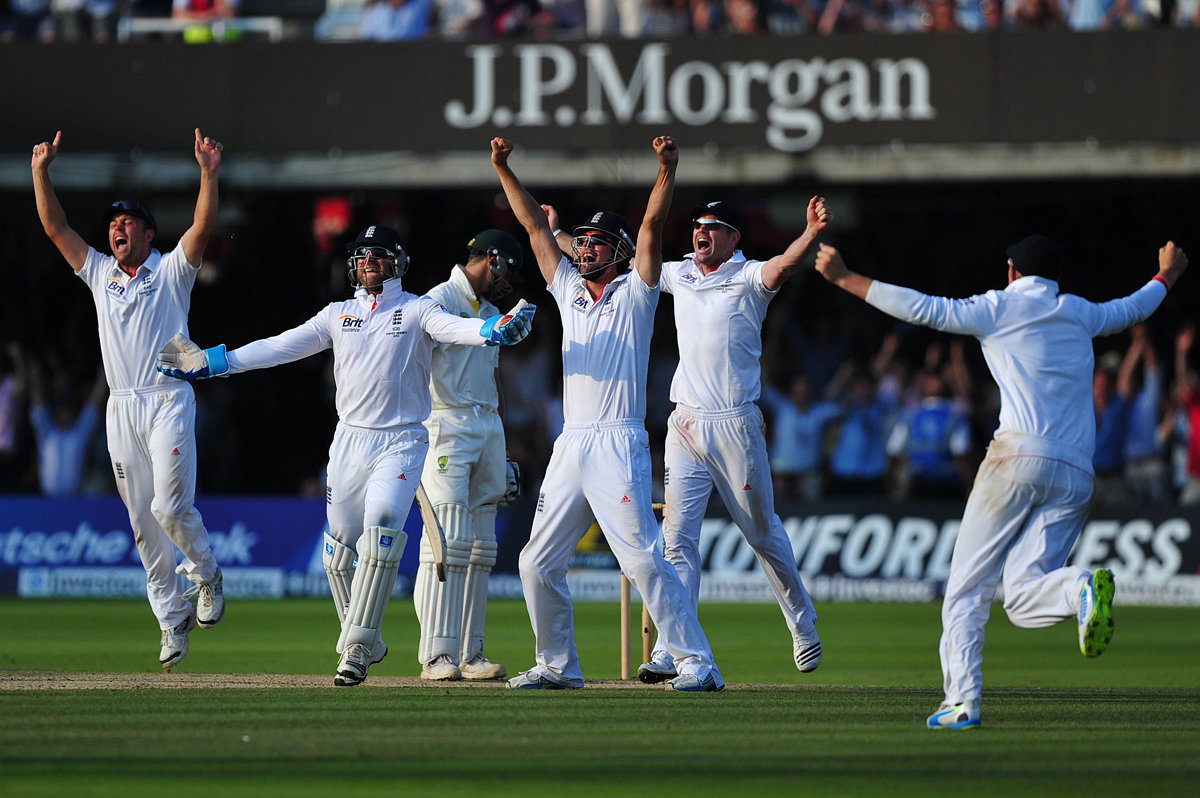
[31,131,89,273]
[1115,326,1146,398]
[760,196,831,292]
[815,244,996,337]
[491,138,561,285]
[1089,242,1187,338]
[633,136,677,288]
[179,128,223,267]
[542,204,574,257]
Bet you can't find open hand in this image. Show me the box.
[31,131,61,172]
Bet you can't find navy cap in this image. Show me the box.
[1006,235,1063,282]
[108,200,156,232]
[690,201,743,234]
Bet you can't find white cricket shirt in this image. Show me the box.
[426,266,500,412]
[866,275,1168,473]
[660,251,776,411]
[77,242,198,394]
[225,278,489,429]
[547,256,659,425]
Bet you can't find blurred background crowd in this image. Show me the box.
[1,186,1196,508]
[2,0,1199,44]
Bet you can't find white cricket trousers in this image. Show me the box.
[326,422,427,550]
[942,436,1095,704]
[106,384,216,631]
[520,420,722,687]
[654,405,817,661]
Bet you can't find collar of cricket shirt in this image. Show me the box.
[1005,274,1059,299]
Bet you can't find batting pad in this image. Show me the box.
[462,505,498,662]
[342,526,407,650]
[323,532,356,628]
[416,503,471,663]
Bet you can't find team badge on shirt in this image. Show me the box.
[437,456,448,472]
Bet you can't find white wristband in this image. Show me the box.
[551,228,563,238]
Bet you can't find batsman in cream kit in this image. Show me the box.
[32,129,227,671]
[157,225,535,686]
[414,229,525,682]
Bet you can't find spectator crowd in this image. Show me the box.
[3,0,1199,43]
[4,292,1198,508]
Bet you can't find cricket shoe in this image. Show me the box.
[370,636,388,666]
[665,673,724,693]
[183,567,225,628]
[637,651,677,684]
[507,668,576,690]
[1079,568,1116,658]
[927,700,981,730]
[160,604,198,671]
[334,643,371,686]
[460,654,506,680]
[793,628,823,673]
[420,654,463,681]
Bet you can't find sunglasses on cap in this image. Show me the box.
[353,246,399,261]
[109,200,156,231]
[693,218,738,232]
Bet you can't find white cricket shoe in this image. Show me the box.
[793,628,823,673]
[335,643,371,687]
[507,668,576,690]
[370,636,388,666]
[637,651,677,684]
[665,673,724,693]
[420,654,463,681]
[159,605,198,671]
[927,700,981,730]
[183,568,225,628]
[460,654,507,680]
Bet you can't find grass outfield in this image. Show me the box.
[2,599,1199,797]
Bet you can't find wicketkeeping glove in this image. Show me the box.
[499,456,521,506]
[156,333,229,381]
[479,299,536,346]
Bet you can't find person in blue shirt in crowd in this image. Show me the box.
[761,374,840,503]
[825,363,897,497]
[1092,340,1141,503]
[886,369,973,501]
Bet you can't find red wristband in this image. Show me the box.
[1152,274,1171,291]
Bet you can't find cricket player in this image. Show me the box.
[492,135,724,692]
[31,129,225,671]
[415,229,524,681]
[814,235,1188,729]
[156,225,535,686]
[632,198,831,683]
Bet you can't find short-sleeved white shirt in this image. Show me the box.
[547,257,659,425]
[425,266,500,412]
[225,278,487,429]
[76,242,199,394]
[660,251,776,411]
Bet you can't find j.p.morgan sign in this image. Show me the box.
[444,44,936,153]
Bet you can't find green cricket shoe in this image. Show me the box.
[1079,568,1116,658]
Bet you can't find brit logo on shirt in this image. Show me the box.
[106,279,125,297]
[680,272,697,284]
[571,294,589,313]
[340,314,365,331]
